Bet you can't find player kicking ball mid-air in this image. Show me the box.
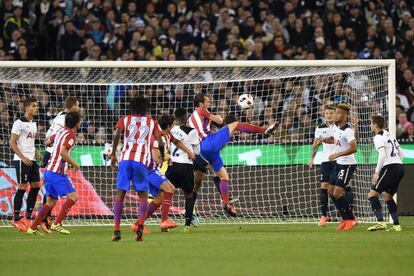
[111,96,162,242]
[194,113,278,217]
[190,93,277,217]
[367,115,404,232]
[27,112,81,236]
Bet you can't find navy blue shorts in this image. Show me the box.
[371,164,404,195]
[329,164,357,188]
[320,161,336,183]
[200,126,230,173]
[12,160,40,184]
[116,160,149,192]
[44,170,75,199]
[148,169,168,196]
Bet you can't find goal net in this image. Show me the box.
[0,60,395,225]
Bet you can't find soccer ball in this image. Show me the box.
[238,94,254,110]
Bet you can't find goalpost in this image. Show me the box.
[0,60,395,225]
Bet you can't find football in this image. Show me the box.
[238,94,254,110]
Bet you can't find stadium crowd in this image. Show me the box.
[0,0,414,144]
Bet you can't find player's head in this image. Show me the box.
[335,103,350,123]
[130,96,150,115]
[64,97,80,112]
[324,105,336,123]
[371,115,385,133]
[194,93,210,109]
[158,114,175,133]
[65,112,82,131]
[174,108,187,124]
[23,98,39,117]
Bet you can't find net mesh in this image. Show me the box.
[0,64,390,225]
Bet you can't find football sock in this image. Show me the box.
[54,198,76,225]
[13,189,26,221]
[236,122,265,133]
[138,198,148,226]
[345,186,354,211]
[213,176,221,193]
[219,179,230,205]
[338,196,355,220]
[193,192,198,203]
[26,187,40,219]
[369,197,384,221]
[185,196,195,226]
[386,199,399,225]
[320,188,328,217]
[113,197,124,231]
[30,204,52,230]
[146,201,160,219]
[42,195,52,223]
[161,192,173,221]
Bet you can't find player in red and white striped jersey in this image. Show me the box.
[188,93,224,139]
[110,96,162,242]
[28,112,81,236]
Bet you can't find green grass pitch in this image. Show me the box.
[1,218,414,276]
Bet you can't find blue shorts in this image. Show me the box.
[44,170,76,199]
[116,160,149,192]
[148,169,168,196]
[200,126,230,172]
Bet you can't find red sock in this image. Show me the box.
[134,202,160,225]
[54,199,76,225]
[161,192,173,222]
[236,123,265,134]
[30,205,52,230]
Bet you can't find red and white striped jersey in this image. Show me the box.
[46,128,77,174]
[115,115,161,166]
[148,130,177,170]
[188,107,212,140]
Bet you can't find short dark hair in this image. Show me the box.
[130,96,150,115]
[336,103,350,113]
[174,108,187,121]
[64,97,79,109]
[194,93,207,107]
[24,98,37,108]
[65,112,81,129]
[371,115,385,129]
[224,114,237,125]
[158,114,174,130]
[325,105,336,111]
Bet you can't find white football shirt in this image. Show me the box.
[11,117,37,161]
[170,125,200,164]
[45,111,66,153]
[314,123,336,163]
[373,130,402,166]
[333,123,357,165]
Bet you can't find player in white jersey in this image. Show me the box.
[166,108,200,232]
[308,106,337,227]
[328,103,358,231]
[41,97,79,231]
[9,98,42,232]
[367,115,404,232]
